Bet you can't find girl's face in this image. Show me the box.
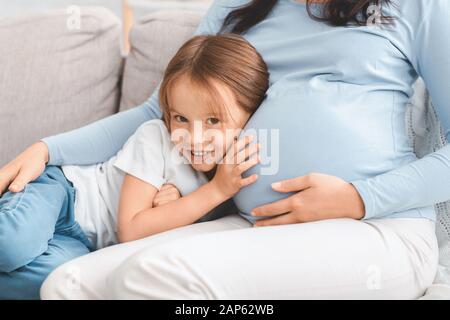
[168,75,251,172]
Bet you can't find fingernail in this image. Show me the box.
[251,211,257,216]
[271,182,281,189]
[9,184,18,191]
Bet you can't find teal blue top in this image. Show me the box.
[43,0,450,222]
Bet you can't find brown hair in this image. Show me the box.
[159,34,269,128]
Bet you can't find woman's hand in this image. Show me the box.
[153,183,181,207]
[252,173,365,227]
[0,141,49,195]
[211,135,260,199]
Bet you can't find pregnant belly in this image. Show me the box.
[233,87,416,221]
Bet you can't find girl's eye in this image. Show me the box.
[206,118,220,125]
[174,115,188,123]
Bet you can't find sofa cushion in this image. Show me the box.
[119,11,203,111]
[0,7,122,166]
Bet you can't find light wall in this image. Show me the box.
[0,0,123,19]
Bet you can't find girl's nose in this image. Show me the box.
[190,122,203,142]
[189,127,208,146]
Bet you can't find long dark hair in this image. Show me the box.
[221,0,393,34]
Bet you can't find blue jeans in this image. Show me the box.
[0,166,92,300]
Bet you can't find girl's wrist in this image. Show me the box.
[207,179,232,203]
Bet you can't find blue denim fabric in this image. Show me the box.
[0,166,92,299]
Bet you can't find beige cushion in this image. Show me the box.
[119,11,203,111]
[0,7,122,166]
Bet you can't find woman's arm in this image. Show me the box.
[43,0,233,166]
[43,101,159,165]
[351,1,450,219]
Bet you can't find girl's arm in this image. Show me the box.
[351,1,450,219]
[117,174,227,242]
[117,135,259,243]
[42,0,234,166]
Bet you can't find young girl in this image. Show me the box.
[0,34,269,299]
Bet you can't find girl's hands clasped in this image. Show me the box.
[211,135,260,199]
[153,183,181,207]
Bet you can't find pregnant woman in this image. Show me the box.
[2,0,450,299]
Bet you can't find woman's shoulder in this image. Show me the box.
[388,0,447,24]
[380,0,449,59]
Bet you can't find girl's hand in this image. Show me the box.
[0,142,49,195]
[252,173,366,227]
[153,183,181,207]
[211,135,260,199]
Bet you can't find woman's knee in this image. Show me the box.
[109,243,218,299]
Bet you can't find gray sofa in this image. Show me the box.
[0,7,203,166]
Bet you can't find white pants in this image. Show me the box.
[41,214,438,299]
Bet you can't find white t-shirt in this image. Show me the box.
[62,119,209,249]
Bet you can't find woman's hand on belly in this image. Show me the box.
[251,173,365,227]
